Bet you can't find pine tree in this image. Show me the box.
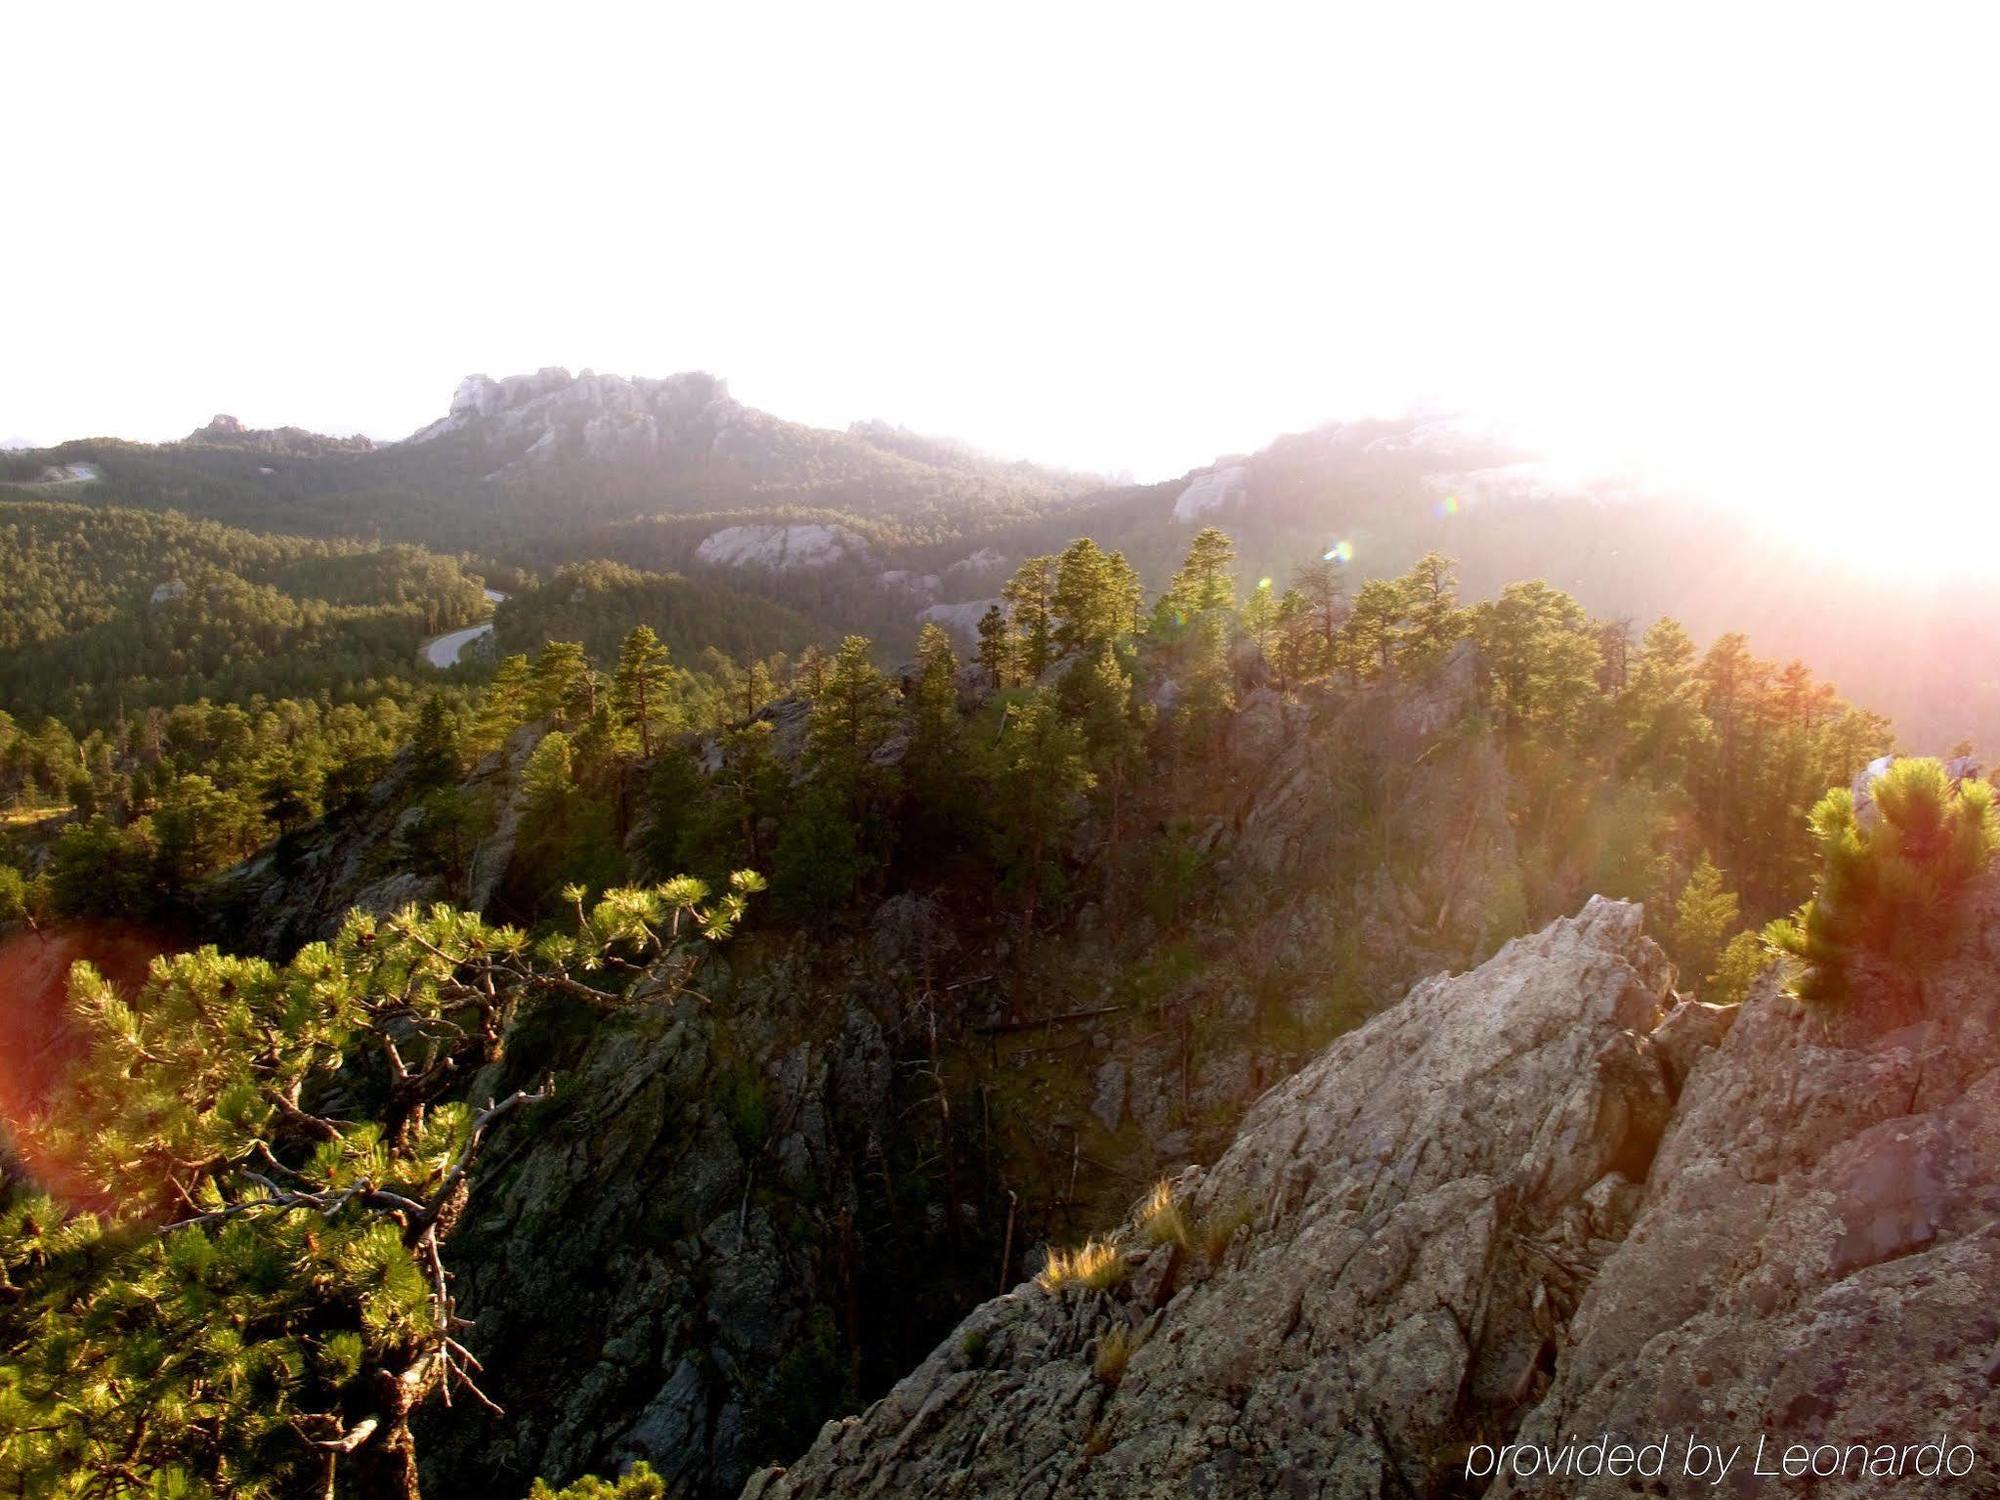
[1051,538,1138,657]
[1290,555,1348,673]
[975,604,1012,687]
[1001,556,1057,681]
[258,763,315,833]
[1706,929,1771,1006]
[1394,552,1465,673]
[1766,758,2000,1005]
[475,652,532,752]
[530,640,595,728]
[1242,578,1279,659]
[795,643,830,700]
[905,623,962,814]
[410,691,461,787]
[1670,854,1740,988]
[1469,580,1602,734]
[612,625,676,757]
[1166,527,1237,619]
[1060,646,1152,910]
[1270,588,1315,688]
[0,876,761,1498]
[1339,579,1403,680]
[805,636,897,803]
[995,686,1095,1003]
[1622,619,1708,779]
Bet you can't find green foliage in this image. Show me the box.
[0,878,757,1495]
[611,624,677,757]
[1471,579,1602,735]
[804,636,898,802]
[410,690,464,787]
[1706,929,1772,1006]
[1765,759,1999,1006]
[1669,855,1740,990]
[494,560,815,670]
[1165,526,1237,619]
[0,500,487,726]
[1393,551,1465,674]
[527,1461,668,1499]
[1001,555,1058,682]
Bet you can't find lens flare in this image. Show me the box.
[0,923,178,1215]
[1437,495,1461,517]
[1322,540,1354,564]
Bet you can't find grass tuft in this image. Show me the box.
[1197,1199,1253,1264]
[1140,1179,1190,1251]
[1037,1236,1126,1292]
[1092,1323,1137,1386]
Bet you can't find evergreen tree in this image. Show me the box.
[795,643,830,700]
[1052,538,1138,657]
[1339,579,1403,680]
[1766,758,1999,1005]
[1060,646,1151,908]
[612,625,676,757]
[1706,929,1772,1006]
[1470,580,1603,735]
[995,686,1095,997]
[1166,527,1237,619]
[474,652,532,752]
[1242,578,1279,659]
[1394,552,1465,673]
[1001,556,1057,682]
[1670,854,1740,989]
[529,641,595,728]
[1289,555,1348,673]
[975,605,1012,687]
[1621,618,1711,786]
[409,691,461,788]
[905,623,963,831]
[805,637,898,804]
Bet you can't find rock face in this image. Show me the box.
[746,874,2000,1500]
[419,952,903,1500]
[746,898,1680,1498]
[695,523,868,571]
[406,367,738,468]
[200,725,544,957]
[1171,462,1250,522]
[1495,884,2000,1497]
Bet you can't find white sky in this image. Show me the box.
[4,2,1997,569]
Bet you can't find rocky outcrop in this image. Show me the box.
[1496,884,2000,1497]
[695,524,868,571]
[744,871,2000,1500]
[200,725,544,957]
[420,949,905,1500]
[406,367,738,468]
[745,898,1680,1498]
[1170,462,1249,522]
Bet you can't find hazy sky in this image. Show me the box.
[5,3,1997,560]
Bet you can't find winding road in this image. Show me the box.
[419,588,506,668]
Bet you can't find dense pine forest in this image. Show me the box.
[0,481,1915,1495]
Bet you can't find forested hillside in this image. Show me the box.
[0,500,488,722]
[12,380,1989,753]
[0,512,1914,1498]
